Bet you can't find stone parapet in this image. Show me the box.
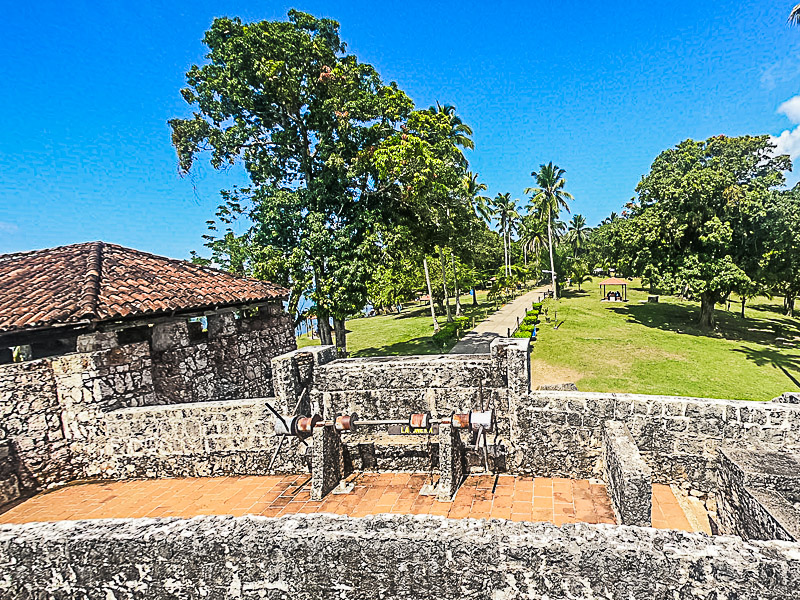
[602,420,651,526]
[1,514,799,599]
[716,447,800,541]
[94,398,307,479]
[514,391,800,491]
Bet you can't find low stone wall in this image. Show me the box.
[93,398,307,479]
[311,339,529,442]
[0,441,20,506]
[1,514,799,599]
[514,391,800,492]
[602,420,651,526]
[716,447,800,541]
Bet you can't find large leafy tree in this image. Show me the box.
[760,187,800,316]
[526,162,574,299]
[632,135,791,328]
[169,11,461,354]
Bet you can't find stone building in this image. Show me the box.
[0,241,295,500]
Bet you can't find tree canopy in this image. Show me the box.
[170,11,470,353]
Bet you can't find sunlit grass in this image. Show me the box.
[531,280,800,400]
[297,290,502,356]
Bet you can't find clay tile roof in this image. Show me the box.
[0,241,289,333]
[598,277,630,286]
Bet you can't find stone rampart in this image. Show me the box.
[93,398,307,479]
[1,514,799,599]
[514,391,800,492]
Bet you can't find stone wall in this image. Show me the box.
[0,306,295,497]
[602,420,651,526]
[0,441,20,506]
[716,447,800,541]
[93,398,308,479]
[1,514,799,599]
[0,358,69,492]
[513,391,800,492]
[149,306,295,405]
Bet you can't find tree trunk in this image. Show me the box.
[547,213,557,300]
[451,252,461,316]
[423,257,440,333]
[524,246,527,268]
[472,288,478,306]
[503,224,509,277]
[787,294,796,317]
[440,250,453,323]
[332,317,347,356]
[741,297,746,319]
[699,292,716,329]
[317,313,333,346]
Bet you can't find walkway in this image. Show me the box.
[450,286,550,354]
[0,473,697,530]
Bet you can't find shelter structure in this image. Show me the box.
[599,276,629,301]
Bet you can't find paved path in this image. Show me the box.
[450,286,550,354]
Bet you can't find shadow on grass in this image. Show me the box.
[351,335,441,357]
[614,300,800,346]
[732,346,800,390]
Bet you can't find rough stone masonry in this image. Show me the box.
[1,514,799,599]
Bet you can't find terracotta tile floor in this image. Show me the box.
[0,474,696,531]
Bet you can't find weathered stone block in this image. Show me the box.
[437,422,465,501]
[311,424,344,500]
[602,420,651,526]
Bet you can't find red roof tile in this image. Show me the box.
[0,242,288,332]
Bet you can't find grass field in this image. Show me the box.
[297,290,498,356]
[531,280,800,401]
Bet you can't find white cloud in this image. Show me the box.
[778,96,800,124]
[772,126,800,161]
[0,222,18,234]
[771,95,800,161]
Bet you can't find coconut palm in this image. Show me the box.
[518,217,547,269]
[565,214,590,257]
[467,171,493,224]
[492,193,520,277]
[791,4,800,24]
[525,162,574,300]
[429,102,474,167]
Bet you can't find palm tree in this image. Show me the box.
[565,214,590,257]
[429,102,474,167]
[492,193,519,277]
[467,171,493,224]
[518,217,547,269]
[791,4,800,24]
[525,162,574,300]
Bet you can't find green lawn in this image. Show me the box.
[297,290,504,356]
[531,280,800,401]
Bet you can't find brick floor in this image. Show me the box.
[0,474,696,531]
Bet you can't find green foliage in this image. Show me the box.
[608,135,791,328]
[169,11,470,352]
[431,316,471,348]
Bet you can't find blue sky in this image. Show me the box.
[3,1,800,258]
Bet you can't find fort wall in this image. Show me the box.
[1,514,799,599]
